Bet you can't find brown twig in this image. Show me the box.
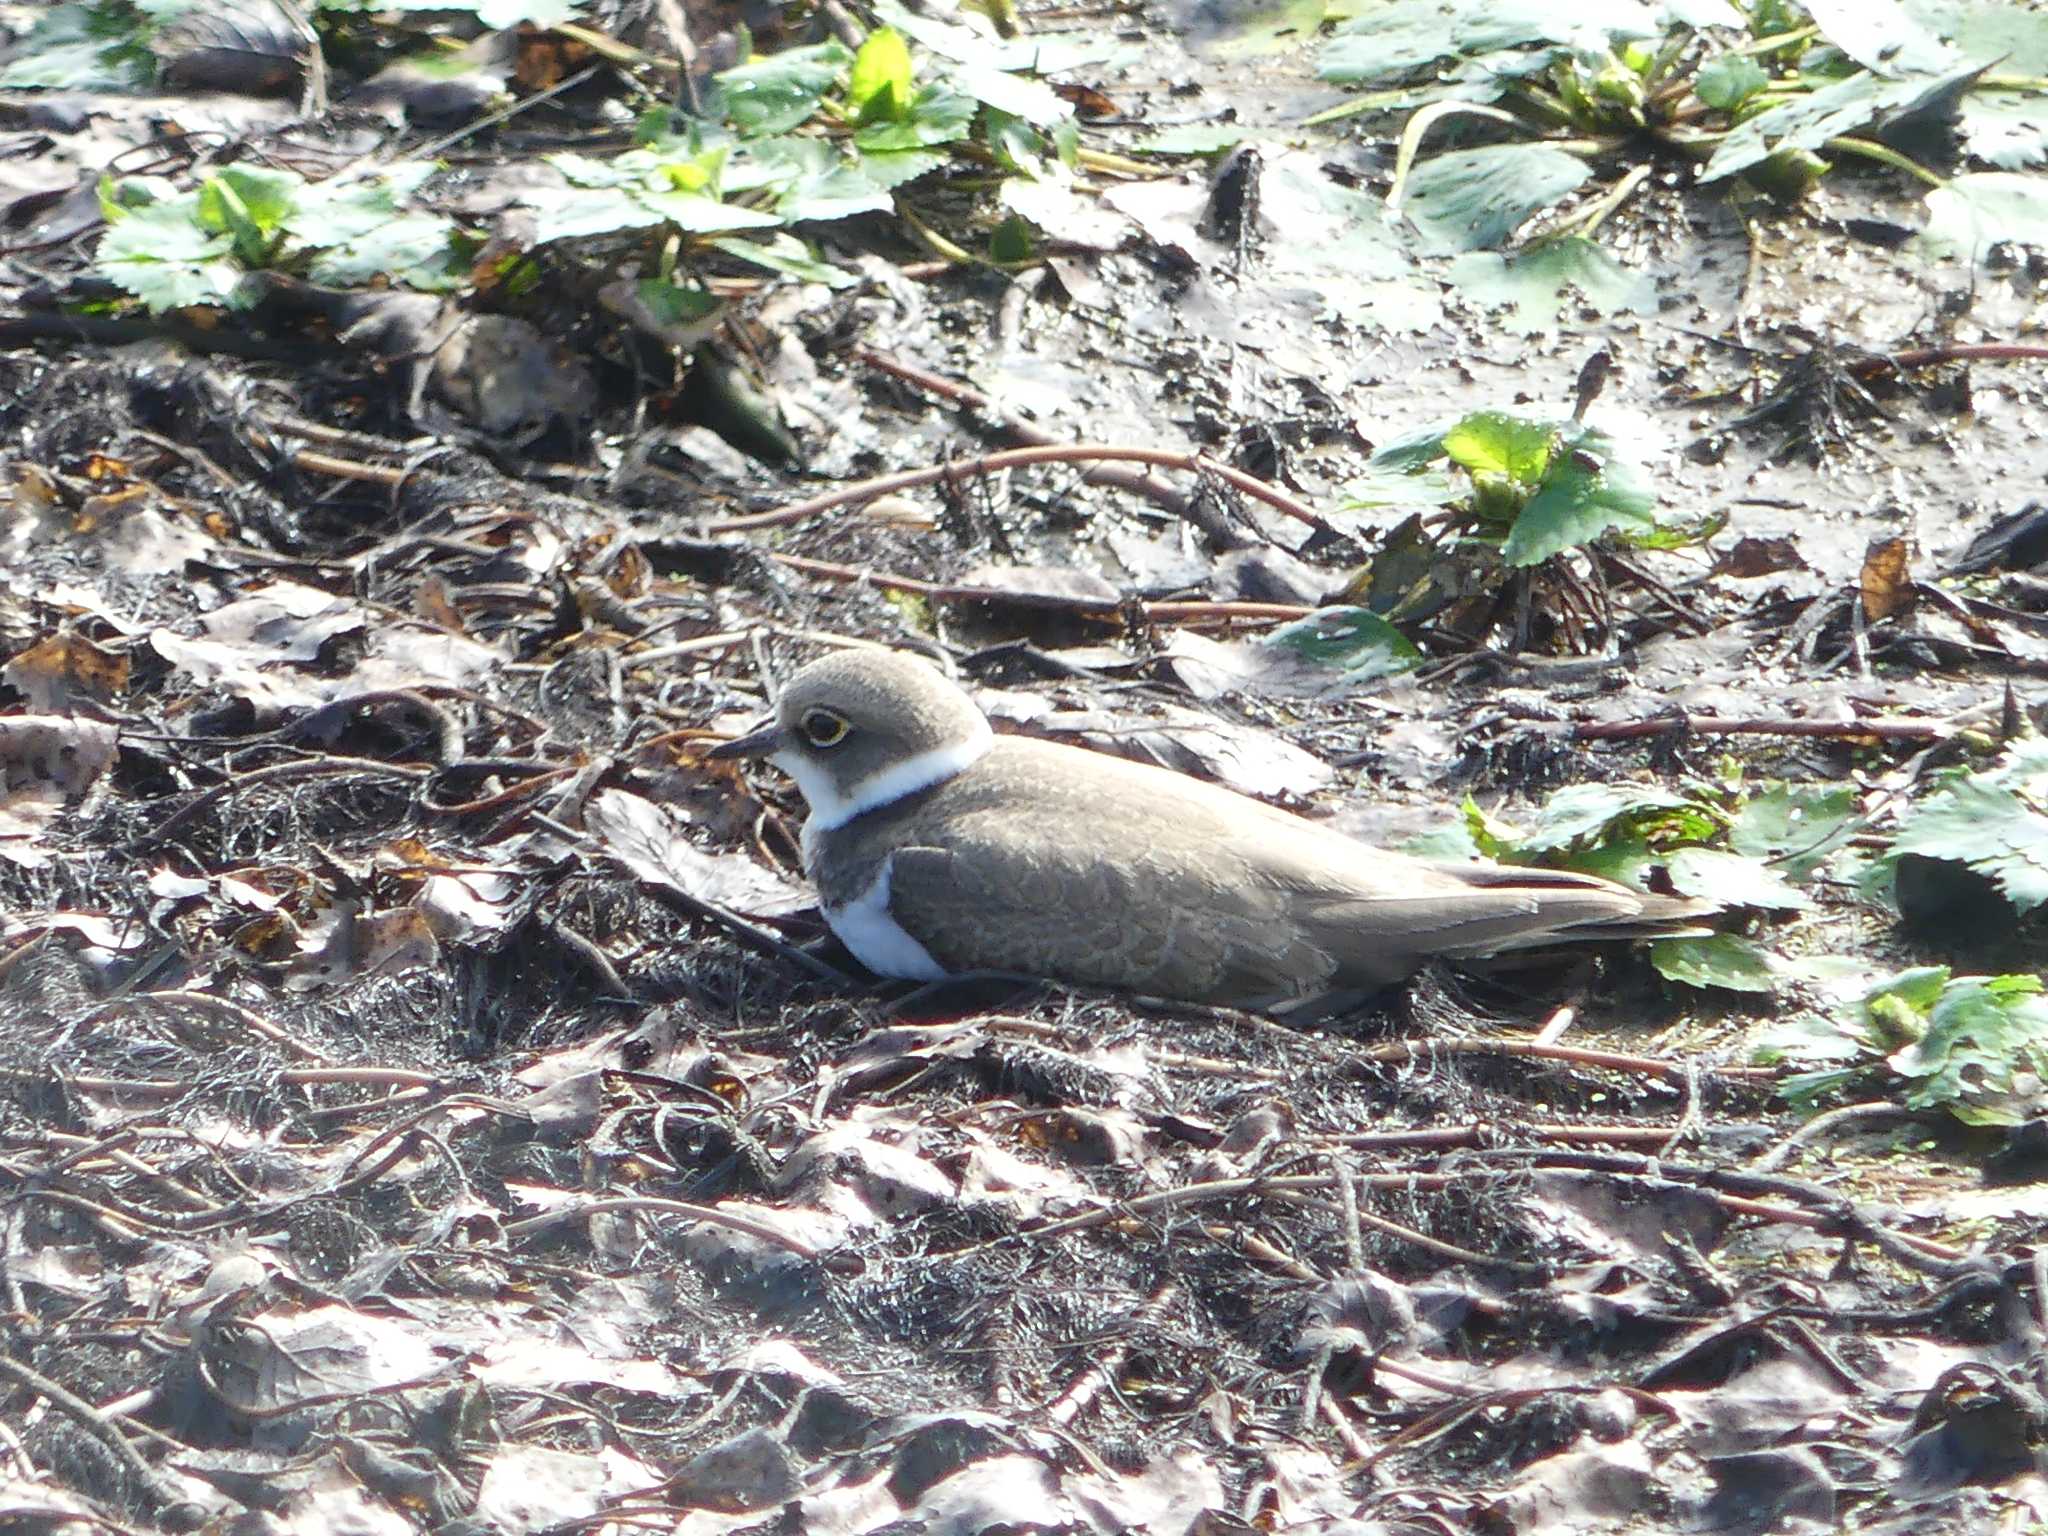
[850,345,1248,546]
[707,443,1330,535]
[1347,1038,1775,1085]
[765,551,1313,626]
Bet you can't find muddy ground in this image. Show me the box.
[1,1,2047,1533]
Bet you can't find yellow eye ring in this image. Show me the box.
[801,709,849,748]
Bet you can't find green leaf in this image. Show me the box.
[1695,52,1769,110]
[853,84,977,150]
[952,63,1069,126]
[709,233,858,287]
[1400,143,1592,252]
[1502,424,1657,566]
[1861,965,1953,1022]
[1918,171,2048,262]
[309,214,468,289]
[852,149,949,191]
[775,161,899,221]
[1888,739,2048,913]
[1959,91,2048,170]
[638,188,782,233]
[1652,934,1780,993]
[1369,424,1454,472]
[1666,847,1810,911]
[718,42,853,137]
[1803,0,1957,75]
[1132,125,1253,155]
[1335,464,1460,511]
[988,212,1035,263]
[198,166,302,262]
[1701,66,1983,184]
[530,185,659,242]
[1261,606,1423,683]
[95,196,245,310]
[1889,974,2048,1120]
[1729,783,1858,880]
[1500,783,1693,855]
[849,27,914,123]
[1442,410,1555,486]
[0,3,155,89]
[1446,236,1657,335]
[1319,0,1670,86]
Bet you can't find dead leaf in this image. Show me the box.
[1860,535,1916,622]
[1713,536,1809,579]
[587,788,809,917]
[2,631,129,713]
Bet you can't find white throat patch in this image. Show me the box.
[775,716,994,839]
[824,854,946,980]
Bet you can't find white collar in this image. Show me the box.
[775,716,994,835]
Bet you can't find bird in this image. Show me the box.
[709,649,1704,1013]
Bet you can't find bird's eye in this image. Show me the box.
[800,708,850,748]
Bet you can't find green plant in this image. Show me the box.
[1884,737,2048,917]
[1316,1,2048,262]
[1759,966,2048,1124]
[95,165,468,311]
[1414,772,1856,991]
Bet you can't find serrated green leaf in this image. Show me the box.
[1860,964,1953,1019]
[199,166,302,264]
[1702,65,1984,184]
[1652,934,1779,992]
[0,4,154,90]
[1959,91,2048,170]
[710,234,858,287]
[96,197,244,310]
[308,214,467,289]
[1890,975,2048,1117]
[1803,0,1957,74]
[1132,125,1253,155]
[530,186,658,242]
[849,27,914,123]
[1889,740,2048,914]
[1563,832,1657,889]
[1369,424,1454,471]
[1442,410,1555,485]
[1336,464,1460,509]
[1501,783,1694,854]
[1502,426,1657,566]
[718,42,852,137]
[774,161,898,221]
[953,63,1069,126]
[638,188,782,233]
[853,149,950,191]
[1729,782,1858,880]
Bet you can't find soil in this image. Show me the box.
[1,3,2046,1533]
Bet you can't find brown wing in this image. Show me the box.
[887,833,1341,1007]
[857,737,1682,1007]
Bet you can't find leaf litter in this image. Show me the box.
[0,0,2047,1532]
